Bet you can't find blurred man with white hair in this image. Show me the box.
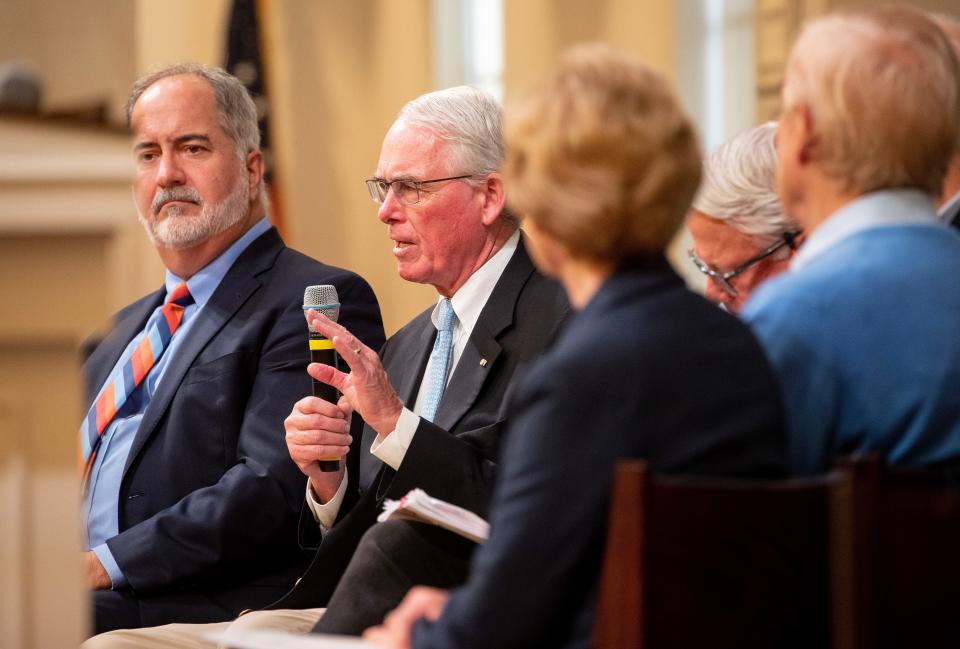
[686,122,802,312]
[743,6,960,476]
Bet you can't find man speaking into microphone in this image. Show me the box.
[78,63,384,636]
[273,85,571,635]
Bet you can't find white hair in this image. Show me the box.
[693,122,799,247]
[398,85,515,223]
[398,86,504,179]
[782,7,960,197]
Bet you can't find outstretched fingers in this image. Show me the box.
[308,361,350,391]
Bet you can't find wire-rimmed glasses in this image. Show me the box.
[365,174,474,205]
[688,232,801,298]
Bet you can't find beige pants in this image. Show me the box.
[80,608,325,649]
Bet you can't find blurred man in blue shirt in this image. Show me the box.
[743,7,960,475]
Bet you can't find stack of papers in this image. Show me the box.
[377,488,490,544]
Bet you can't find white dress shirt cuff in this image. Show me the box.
[304,467,349,533]
[370,407,419,471]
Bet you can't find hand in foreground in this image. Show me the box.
[284,395,352,502]
[305,309,404,437]
[83,551,111,590]
[362,586,450,649]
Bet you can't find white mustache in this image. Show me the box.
[152,187,202,214]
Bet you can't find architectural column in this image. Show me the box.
[0,117,134,648]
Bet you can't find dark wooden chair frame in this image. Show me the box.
[593,455,960,649]
[593,460,831,649]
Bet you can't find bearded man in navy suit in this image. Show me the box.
[79,63,384,636]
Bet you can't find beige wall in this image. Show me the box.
[504,0,676,94]
[135,0,232,73]
[0,0,135,123]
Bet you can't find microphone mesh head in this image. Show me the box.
[303,285,340,329]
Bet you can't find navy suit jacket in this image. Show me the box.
[83,227,384,625]
[412,260,787,649]
[269,236,570,609]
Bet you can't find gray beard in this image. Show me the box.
[137,178,250,250]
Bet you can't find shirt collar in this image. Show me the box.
[164,216,272,308]
[432,229,520,332]
[791,189,938,271]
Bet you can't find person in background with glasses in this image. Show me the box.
[85,85,569,649]
[686,122,803,312]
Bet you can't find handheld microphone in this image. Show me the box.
[303,285,342,472]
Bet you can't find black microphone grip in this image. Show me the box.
[309,331,341,472]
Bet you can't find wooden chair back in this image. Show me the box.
[830,454,960,649]
[593,460,831,649]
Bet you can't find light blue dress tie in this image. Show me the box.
[420,298,457,423]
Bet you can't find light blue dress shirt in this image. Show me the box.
[85,217,271,588]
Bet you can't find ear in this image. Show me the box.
[794,104,817,165]
[245,150,265,201]
[478,172,507,227]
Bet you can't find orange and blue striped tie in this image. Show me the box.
[80,282,194,484]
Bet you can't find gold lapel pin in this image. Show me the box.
[479,358,488,367]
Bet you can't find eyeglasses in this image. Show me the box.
[688,231,801,299]
[365,174,474,205]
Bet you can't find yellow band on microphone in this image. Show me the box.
[309,339,335,351]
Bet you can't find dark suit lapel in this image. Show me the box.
[85,291,164,405]
[122,228,285,476]
[433,237,536,431]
